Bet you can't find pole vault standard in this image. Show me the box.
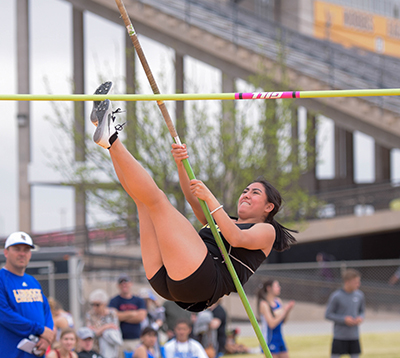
[2,88,400,101]
[114,0,273,357]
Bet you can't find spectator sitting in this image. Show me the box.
[209,301,227,357]
[133,327,158,358]
[139,288,165,332]
[162,301,192,341]
[46,327,78,358]
[163,319,208,358]
[139,288,165,358]
[48,297,74,345]
[224,328,249,355]
[86,289,122,358]
[77,327,103,358]
[193,309,220,358]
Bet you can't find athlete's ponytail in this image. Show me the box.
[252,178,297,252]
[268,218,297,252]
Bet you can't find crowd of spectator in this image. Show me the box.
[1,231,376,358]
[41,274,242,358]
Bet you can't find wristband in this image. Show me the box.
[210,205,223,215]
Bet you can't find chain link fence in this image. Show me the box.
[32,258,400,328]
[248,259,400,312]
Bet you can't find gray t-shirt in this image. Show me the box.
[325,288,365,340]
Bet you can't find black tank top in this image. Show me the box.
[198,222,267,292]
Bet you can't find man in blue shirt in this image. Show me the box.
[109,273,147,356]
[0,231,54,357]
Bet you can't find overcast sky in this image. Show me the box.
[0,0,398,237]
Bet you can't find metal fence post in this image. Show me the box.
[68,255,84,328]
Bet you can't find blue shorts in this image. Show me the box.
[268,336,287,354]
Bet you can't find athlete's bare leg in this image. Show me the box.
[109,138,207,281]
[113,159,163,279]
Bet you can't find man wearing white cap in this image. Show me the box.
[0,231,55,357]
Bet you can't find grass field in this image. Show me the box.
[234,332,400,358]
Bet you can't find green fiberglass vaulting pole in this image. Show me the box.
[114,0,272,357]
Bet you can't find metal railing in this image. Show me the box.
[249,258,400,311]
[136,0,400,113]
[3,179,397,251]
[314,179,400,217]
[32,258,400,326]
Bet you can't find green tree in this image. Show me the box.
[45,71,319,243]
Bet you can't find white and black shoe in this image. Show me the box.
[90,81,113,126]
[93,99,118,149]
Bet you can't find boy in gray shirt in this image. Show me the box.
[325,269,365,358]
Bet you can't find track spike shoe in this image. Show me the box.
[90,81,113,126]
[93,99,117,149]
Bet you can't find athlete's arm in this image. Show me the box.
[325,293,346,324]
[171,144,207,224]
[259,300,291,329]
[189,179,275,252]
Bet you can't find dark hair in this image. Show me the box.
[256,280,275,317]
[174,318,191,329]
[140,326,157,337]
[257,279,275,313]
[252,178,297,252]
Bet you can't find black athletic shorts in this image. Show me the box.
[149,252,226,312]
[331,339,361,355]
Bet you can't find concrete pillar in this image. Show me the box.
[344,129,354,185]
[274,0,282,23]
[334,126,354,185]
[291,106,299,166]
[73,8,85,161]
[375,143,390,183]
[72,8,87,246]
[278,0,314,36]
[174,52,187,215]
[17,0,31,232]
[125,32,137,153]
[221,73,236,210]
[175,52,186,141]
[374,143,391,210]
[125,32,139,243]
[222,73,235,121]
[303,111,318,192]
